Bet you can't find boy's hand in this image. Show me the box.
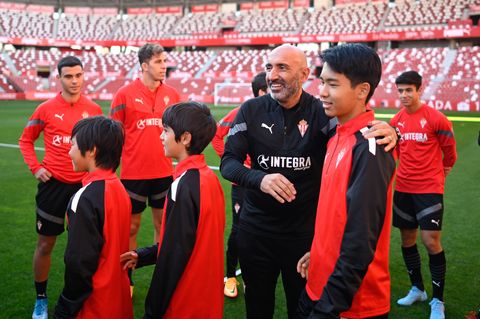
[260,173,296,203]
[120,251,138,270]
[364,120,398,152]
[296,252,310,279]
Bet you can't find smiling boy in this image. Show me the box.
[296,44,396,319]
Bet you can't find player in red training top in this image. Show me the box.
[110,43,180,292]
[390,71,456,319]
[54,116,133,319]
[211,71,268,298]
[19,56,102,319]
[121,102,225,319]
[296,43,395,319]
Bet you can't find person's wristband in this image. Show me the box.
[394,127,402,143]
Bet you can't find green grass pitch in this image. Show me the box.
[0,100,478,318]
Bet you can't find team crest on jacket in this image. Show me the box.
[297,119,308,137]
[164,95,170,106]
[420,118,427,128]
[82,111,89,119]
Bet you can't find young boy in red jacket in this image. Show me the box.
[296,44,396,319]
[54,116,133,319]
[121,102,225,319]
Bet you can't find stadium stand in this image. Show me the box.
[56,13,117,40]
[0,0,478,111]
[170,12,234,36]
[384,0,470,30]
[110,14,179,40]
[302,2,387,35]
[0,10,53,38]
[236,8,308,34]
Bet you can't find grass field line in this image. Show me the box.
[0,142,221,171]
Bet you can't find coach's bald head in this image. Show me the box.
[265,45,310,108]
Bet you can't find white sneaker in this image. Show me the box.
[32,298,48,319]
[397,286,428,306]
[429,298,445,319]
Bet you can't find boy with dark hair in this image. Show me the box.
[110,43,180,293]
[19,56,102,319]
[54,116,133,319]
[391,70,456,319]
[296,43,396,319]
[121,102,225,319]
[211,71,268,298]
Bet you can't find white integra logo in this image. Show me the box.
[137,118,163,130]
[52,135,71,146]
[257,154,311,171]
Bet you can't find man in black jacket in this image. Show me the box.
[220,44,397,319]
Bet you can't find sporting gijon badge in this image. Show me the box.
[298,119,308,137]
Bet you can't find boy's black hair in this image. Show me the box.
[251,71,267,97]
[138,43,165,65]
[395,70,422,90]
[72,116,124,171]
[162,102,216,155]
[57,56,83,76]
[320,43,382,103]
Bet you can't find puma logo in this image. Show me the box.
[431,219,440,226]
[54,113,64,121]
[432,280,441,287]
[397,122,405,128]
[407,269,413,275]
[135,98,144,105]
[261,123,274,134]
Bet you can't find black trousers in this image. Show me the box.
[296,289,389,319]
[237,228,312,319]
[226,185,245,277]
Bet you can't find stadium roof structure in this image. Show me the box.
[3,0,256,9]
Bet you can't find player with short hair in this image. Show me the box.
[296,43,395,319]
[391,71,457,319]
[110,43,180,292]
[121,102,225,319]
[54,116,133,319]
[211,71,268,298]
[19,56,102,319]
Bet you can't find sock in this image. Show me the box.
[401,244,424,291]
[35,280,47,299]
[128,268,134,286]
[429,250,446,301]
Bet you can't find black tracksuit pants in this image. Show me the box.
[238,228,312,319]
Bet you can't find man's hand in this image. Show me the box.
[363,120,398,152]
[120,251,138,270]
[260,173,296,203]
[34,167,52,182]
[444,166,453,176]
[296,252,310,279]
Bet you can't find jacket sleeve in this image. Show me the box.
[435,115,457,168]
[18,106,45,175]
[109,90,126,123]
[220,105,266,189]
[144,170,200,319]
[135,244,158,269]
[54,193,104,318]
[212,109,235,157]
[310,141,395,318]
